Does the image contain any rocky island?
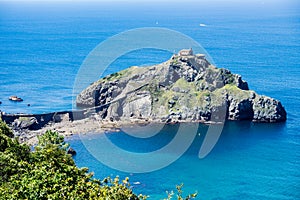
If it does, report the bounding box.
[77,49,287,123]
[0,49,287,145]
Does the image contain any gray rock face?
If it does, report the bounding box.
[122,91,152,118]
[12,117,38,130]
[76,53,286,123]
[253,96,286,122]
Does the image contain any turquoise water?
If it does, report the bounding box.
[1,1,300,199]
[69,122,299,199]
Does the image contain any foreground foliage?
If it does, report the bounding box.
[0,120,197,199]
[0,121,144,199]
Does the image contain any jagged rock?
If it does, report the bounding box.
[228,99,253,120]
[76,51,286,123]
[252,96,286,122]
[12,117,38,130]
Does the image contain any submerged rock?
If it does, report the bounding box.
[67,147,76,156]
[76,51,286,123]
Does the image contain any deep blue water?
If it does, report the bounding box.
[0,1,299,199]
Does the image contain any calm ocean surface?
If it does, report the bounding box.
[0,1,299,199]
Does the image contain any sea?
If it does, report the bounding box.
[0,1,299,199]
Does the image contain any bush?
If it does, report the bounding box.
[0,123,144,199]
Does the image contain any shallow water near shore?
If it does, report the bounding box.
[1,1,300,199]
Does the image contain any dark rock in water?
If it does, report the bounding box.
[76,50,287,123]
[67,147,76,156]
[0,101,2,105]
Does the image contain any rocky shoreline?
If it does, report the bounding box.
[0,111,218,146]
[1,108,286,146]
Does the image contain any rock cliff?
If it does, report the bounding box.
[76,52,286,123]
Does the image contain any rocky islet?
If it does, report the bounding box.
[77,50,286,123]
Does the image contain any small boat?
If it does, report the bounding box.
[199,23,207,27]
[9,96,23,102]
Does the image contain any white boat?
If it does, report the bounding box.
[9,96,23,102]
